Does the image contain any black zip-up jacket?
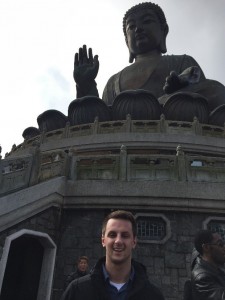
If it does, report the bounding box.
[191,257,225,300]
[65,269,88,288]
[61,257,164,300]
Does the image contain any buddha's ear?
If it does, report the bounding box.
[129,51,135,63]
[160,24,169,54]
[125,38,135,63]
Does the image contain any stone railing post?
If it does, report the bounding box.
[40,127,46,144]
[159,114,167,133]
[93,117,99,135]
[126,114,131,132]
[63,121,70,138]
[120,145,127,181]
[0,152,2,187]
[69,149,77,180]
[192,117,202,135]
[176,145,187,181]
[29,145,41,186]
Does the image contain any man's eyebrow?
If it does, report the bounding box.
[107,230,130,234]
[122,232,131,235]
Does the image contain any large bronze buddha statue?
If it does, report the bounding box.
[72,2,225,125]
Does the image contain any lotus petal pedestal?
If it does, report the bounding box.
[112,90,162,121]
[37,110,68,132]
[68,96,111,126]
[209,104,225,127]
[163,92,209,123]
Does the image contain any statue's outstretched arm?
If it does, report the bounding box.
[73,45,99,98]
[164,66,201,94]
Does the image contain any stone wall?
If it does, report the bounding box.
[0,207,61,262]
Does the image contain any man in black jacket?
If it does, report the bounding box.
[61,210,164,300]
[191,229,225,300]
[65,256,89,288]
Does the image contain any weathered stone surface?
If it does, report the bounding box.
[165,252,185,268]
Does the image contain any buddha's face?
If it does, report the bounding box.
[125,8,165,56]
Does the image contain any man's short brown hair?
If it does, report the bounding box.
[102,210,137,237]
[77,256,89,264]
[194,230,214,255]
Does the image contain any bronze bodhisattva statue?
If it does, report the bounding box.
[72,2,225,125]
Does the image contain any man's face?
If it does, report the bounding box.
[125,8,163,56]
[208,233,225,266]
[102,218,137,266]
[77,259,88,272]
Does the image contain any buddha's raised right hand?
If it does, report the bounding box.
[73,45,99,98]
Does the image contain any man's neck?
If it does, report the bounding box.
[105,260,132,283]
[202,255,220,269]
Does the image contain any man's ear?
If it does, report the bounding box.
[133,236,137,249]
[102,235,105,247]
[202,243,211,254]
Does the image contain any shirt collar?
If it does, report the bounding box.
[102,263,135,282]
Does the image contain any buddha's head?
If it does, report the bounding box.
[123,2,169,62]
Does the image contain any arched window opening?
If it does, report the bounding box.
[0,229,56,300]
[0,236,44,300]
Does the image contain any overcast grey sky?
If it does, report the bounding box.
[0,0,225,156]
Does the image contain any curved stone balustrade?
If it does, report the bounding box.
[6,114,225,157]
[2,143,225,196]
[1,106,225,198]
